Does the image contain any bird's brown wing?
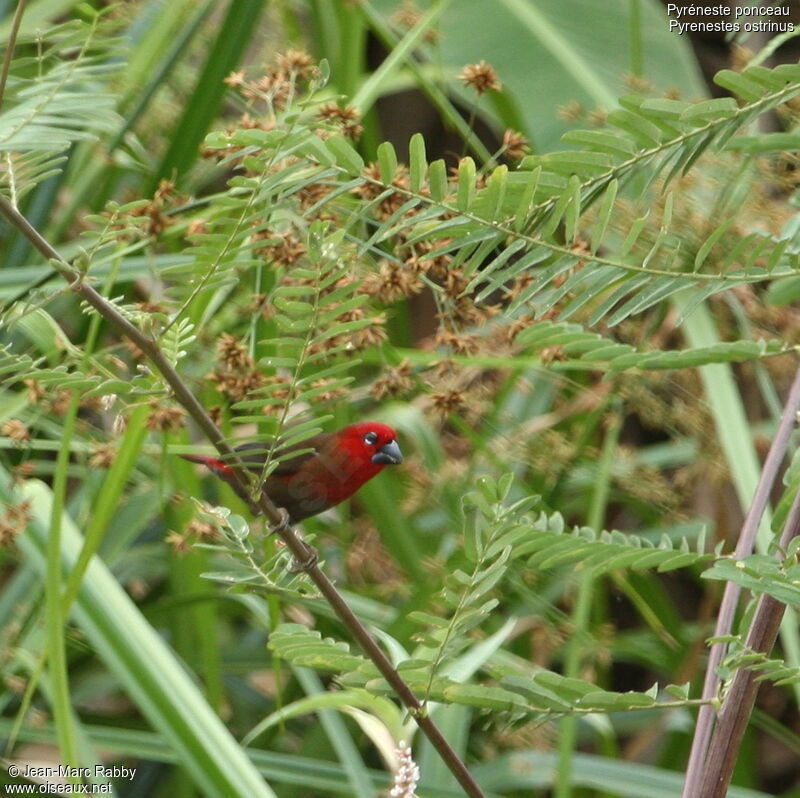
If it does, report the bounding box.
[235,434,334,521]
[233,433,331,476]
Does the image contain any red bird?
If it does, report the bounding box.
[182,421,403,522]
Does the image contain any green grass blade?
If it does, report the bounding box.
[62,403,150,609]
[12,476,277,798]
[351,0,451,114]
[153,0,265,187]
[46,391,81,774]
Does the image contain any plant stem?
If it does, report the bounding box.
[0,194,488,798]
[698,488,800,797]
[0,0,26,114]
[682,364,800,797]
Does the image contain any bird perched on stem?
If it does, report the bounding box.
[182,421,403,522]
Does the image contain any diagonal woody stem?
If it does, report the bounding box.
[0,194,487,798]
[682,365,800,797]
[698,488,800,797]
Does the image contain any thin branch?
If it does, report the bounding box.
[0,193,488,798]
[682,365,800,797]
[0,0,27,116]
[698,488,800,798]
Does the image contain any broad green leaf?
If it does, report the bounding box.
[409,132,427,193]
[325,135,365,175]
[429,158,449,202]
[726,133,800,153]
[456,157,477,211]
[713,69,768,102]
[376,140,398,183]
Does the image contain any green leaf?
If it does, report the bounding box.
[268,624,368,672]
[606,109,662,148]
[638,98,691,119]
[679,96,739,123]
[513,165,540,231]
[515,513,710,575]
[298,136,337,166]
[563,174,582,245]
[242,687,400,746]
[713,69,768,102]
[726,133,800,153]
[703,557,800,607]
[429,158,449,202]
[456,157,477,211]
[576,690,656,710]
[440,682,529,712]
[532,151,616,177]
[325,135,365,175]
[561,129,637,158]
[590,179,618,254]
[376,141,398,183]
[409,132,427,193]
[540,178,574,237]
[476,165,508,222]
[766,276,800,306]
[620,211,650,256]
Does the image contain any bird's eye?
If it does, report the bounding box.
[364,431,379,445]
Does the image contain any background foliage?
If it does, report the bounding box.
[2,1,800,796]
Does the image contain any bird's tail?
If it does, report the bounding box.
[180,453,232,476]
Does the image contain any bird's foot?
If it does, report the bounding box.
[267,509,319,573]
[289,545,319,574]
[268,507,292,536]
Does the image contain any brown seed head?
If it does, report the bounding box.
[255,229,307,266]
[351,318,388,350]
[309,379,348,403]
[1,419,30,444]
[89,441,117,468]
[276,49,316,80]
[166,530,192,555]
[435,329,481,355]
[186,519,219,542]
[217,333,254,371]
[317,103,363,140]
[430,389,466,416]
[361,260,424,303]
[242,67,294,110]
[458,61,501,95]
[392,0,442,42]
[24,380,45,404]
[0,500,31,547]
[224,70,246,87]
[370,360,414,400]
[557,101,585,123]
[147,400,187,433]
[502,129,530,161]
[210,368,266,403]
[589,107,608,126]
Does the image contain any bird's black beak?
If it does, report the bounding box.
[371,439,403,465]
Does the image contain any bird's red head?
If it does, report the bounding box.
[333,422,403,471]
